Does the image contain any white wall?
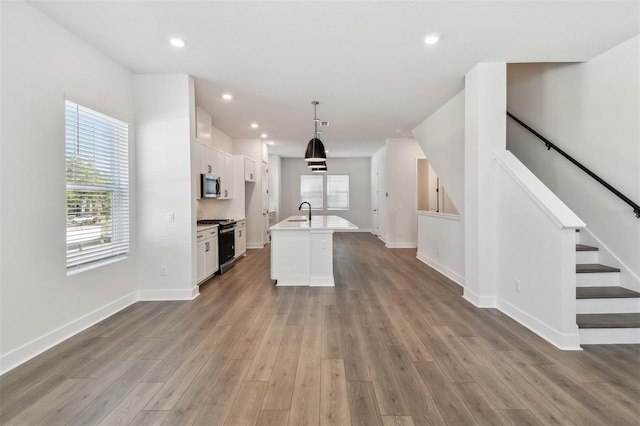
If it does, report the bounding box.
[135,74,197,300]
[464,63,506,307]
[280,158,371,230]
[417,212,465,286]
[494,151,583,349]
[234,139,267,248]
[0,1,137,372]
[507,35,640,287]
[412,90,465,213]
[412,90,466,284]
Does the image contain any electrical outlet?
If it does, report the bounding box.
[167,212,175,222]
[321,240,327,249]
[436,246,441,254]
[160,266,167,276]
[515,279,521,293]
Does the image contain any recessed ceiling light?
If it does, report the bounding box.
[222,93,233,100]
[266,141,275,145]
[424,34,441,45]
[251,123,259,128]
[169,37,186,48]
[260,133,268,138]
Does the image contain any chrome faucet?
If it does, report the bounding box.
[298,201,312,222]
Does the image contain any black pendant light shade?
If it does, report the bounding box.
[304,138,326,162]
[304,101,328,162]
[307,160,326,168]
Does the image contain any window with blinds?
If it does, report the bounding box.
[327,175,350,210]
[300,175,323,210]
[65,100,129,270]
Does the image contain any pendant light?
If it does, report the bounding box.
[304,101,327,162]
[310,160,327,173]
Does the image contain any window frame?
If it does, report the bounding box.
[65,100,130,271]
[300,174,324,210]
[326,174,350,210]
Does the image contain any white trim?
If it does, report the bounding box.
[462,288,497,308]
[417,210,460,221]
[247,242,266,249]
[334,228,371,233]
[137,286,200,301]
[0,291,137,375]
[385,242,417,249]
[497,298,582,350]
[494,150,585,230]
[416,252,465,286]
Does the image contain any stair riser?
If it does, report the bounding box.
[577,272,620,287]
[576,251,598,264]
[576,298,640,314]
[579,328,640,345]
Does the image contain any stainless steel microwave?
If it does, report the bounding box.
[200,174,221,199]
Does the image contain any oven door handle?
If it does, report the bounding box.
[220,227,235,234]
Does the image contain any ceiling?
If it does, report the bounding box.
[29,1,639,158]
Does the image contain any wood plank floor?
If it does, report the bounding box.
[1,233,639,425]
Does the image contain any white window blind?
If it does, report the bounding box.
[65,100,129,269]
[327,175,349,210]
[300,175,323,210]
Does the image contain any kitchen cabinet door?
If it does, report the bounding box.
[197,239,207,283]
[244,157,256,182]
[205,236,219,276]
[200,145,216,175]
[234,226,246,258]
[221,152,233,199]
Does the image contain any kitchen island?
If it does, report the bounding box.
[270,215,358,286]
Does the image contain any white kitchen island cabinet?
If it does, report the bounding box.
[270,215,357,286]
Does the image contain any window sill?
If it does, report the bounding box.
[67,255,128,276]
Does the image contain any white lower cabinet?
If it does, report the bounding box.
[235,219,246,258]
[197,226,219,284]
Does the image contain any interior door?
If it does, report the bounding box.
[372,168,379,235]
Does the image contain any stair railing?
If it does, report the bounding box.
[507,112,640,219]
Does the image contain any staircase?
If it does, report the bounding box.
[575,233,640,345]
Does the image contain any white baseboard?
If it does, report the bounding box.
[0,291,138,375]
[137,286,199,301]
[462,288,497,308]
[334,228,371,233]
[385,242,417,249]
[497,298,581,350]
[247,242,266,249]
[416,252,465,287]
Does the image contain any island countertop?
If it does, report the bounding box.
[270,215,358,231]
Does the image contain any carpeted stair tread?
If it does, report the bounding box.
[576,263,620,273]
[577,313,640,329]
[576,286,640,299]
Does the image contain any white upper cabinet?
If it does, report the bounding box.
[195,107,212,144]
[244,157,256,182]
[220,151,233,199]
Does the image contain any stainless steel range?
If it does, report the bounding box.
[197,219,236,274]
